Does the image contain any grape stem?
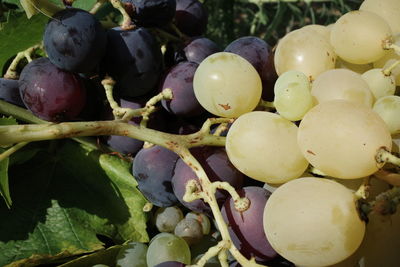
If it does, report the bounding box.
[109,0,134,30]
[258,99,275,110]
[210,181,250,212]
[212,123,229,136]
[354,177,370,200]
[3,44,42,80]
[360,185,400,216]
[0,142,29,163]
[375,147,400,166]
[188,240,230,267]
[140,88,173,127]
[90,0,107,14]
[382,60,400,76]
[307,166,327,176]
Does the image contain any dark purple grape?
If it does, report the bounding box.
[221,186,277,261]
[132,145,180,207]
[160,62,205,117]
[19,57,86,122]
[183,37,220,64]
[172,147,244,213]
[105,27,163,97]
[0,78,25,107]
[153,262,186,267]
[123,0,176,27]
[224,36,277,101]
[175,0,208,37]
[43,8,107,73]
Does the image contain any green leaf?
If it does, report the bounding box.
[0,141,148,266]
[73,0,97,11]
[58,245,123,267]
[0,11,48,74]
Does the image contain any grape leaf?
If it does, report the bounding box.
[0,140,148,266]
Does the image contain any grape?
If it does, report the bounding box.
[132,145,180,207]
[301,24,331,41]
[172,147,244,213]
[185,212,211,235]
[373,48,400,86]
[221,186,277,261]
[160,61,205,117]
[0,78,25,107]
[372,95,400,134]
[146,233,191,267]
[126,0,176,27]
[105,27,163,97]
[361,68,396,100]
[330,10,392,64]
[153,262,186,267]
[115,241,148,267]
[19,57,87,122]
[224,36,274,98]
[273,70,314,121]
[193,52,262,118]
[274,27,336,81]
[225,111,309,184]
[298,100,392,179]
[154,206,184,233]
[174,218,203,245]
[359,0,400,35]
[43,8,107,73]
[335,57,373,74]
[175,0,208,36]
[311,69,373,107]
[263,177,366,267]
[183,37,220,64]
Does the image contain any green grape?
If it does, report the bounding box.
[116,242,148,267]
[362,68,396,100]
[298,100,392,179]
[330,10,392,64]
[301,24,331,41]
[226,111,308,184]
[360,0,400,35]
[174,218,203,245]
[147,233,191,267]
[185,212,211,235]
[373,95,400,134]
[154,206,184,233]
[263,177,366,267]
[273,70,314,121]
[193,52,262,118]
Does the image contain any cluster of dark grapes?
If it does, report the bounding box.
[0,0,287,266]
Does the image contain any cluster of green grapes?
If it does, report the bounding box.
[193,0,400,266]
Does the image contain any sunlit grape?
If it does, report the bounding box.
[360,0,400,35]
[361,68,396,100]
[373,95,400,134]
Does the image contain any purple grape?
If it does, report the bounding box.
[221,186,277,261]
[132,145,180,207]
[160,62,205,117]
[224,36,277,101]
[43,8,107,73]
[175,0,208,36]
[183,37,220,64]
[153,262,186,267]
[123,0,176,27]
[0,78,25,107]
[172,147,244,213]
[19,57,86,122]
[105,27,163,97]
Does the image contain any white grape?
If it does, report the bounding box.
[311,69,373,107]
[193,52,262,118]
[226,111,308,184]
[359,0,400,35]
[361,68,396,100]
[274,70,314,121]
[335,57,373,74]
[373,95,400,134]
[373,50,400,86]
[263,177,366,267]
[298,100,392,179]
[301,24,331,41]
[274,27,336,81]
[330,10,392,64]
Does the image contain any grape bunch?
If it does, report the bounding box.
[1,0,400,267]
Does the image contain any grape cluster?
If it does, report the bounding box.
[1,0,400,266]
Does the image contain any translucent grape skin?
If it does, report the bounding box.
[104,27,163,97]
[298,100,392,179]
[263,177,366,267]
[359,0,400,35]
[193,52,262,118]
[274,27,336,81]
[225,111,309,184]
[154,206,184,233]
[221,186,277,261]
[330,10,392,64]
[361,68,396,100]
[160,61,205,117]
[43,8,107,73]
[0,78,25,107]
[146,233,191,267]
[373,95,400,134]
[175,0,208,37]
[183,37,221,64]
[132,145,180,207]
[153,262,186,267]
[19,57,87,122]
[172,147,244,213]
[122,0,176,27]
[115,241,148,267]
[174,218,203,245]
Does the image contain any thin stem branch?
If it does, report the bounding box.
[211,181,250,212]
[189,240,230,267]
[109,0,134,30]
[0,142,29,162]
[375,147,400,166]
[382,60,400,76]
[90,0,107,14]
[4,44,41,80]
[140,88,173,126]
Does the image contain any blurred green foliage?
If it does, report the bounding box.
[204,0,364,47]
